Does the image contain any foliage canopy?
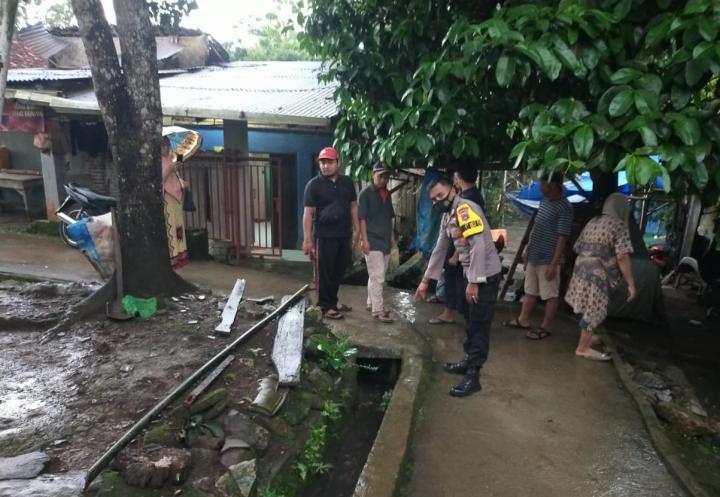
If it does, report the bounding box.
[302,0,720,201]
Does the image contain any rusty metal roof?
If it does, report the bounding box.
[9,38,46,69]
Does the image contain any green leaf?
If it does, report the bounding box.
[437,88,449,104]
[510,141,527,159]
[400,88,414,105]
[409,109,420,127]
[580,47,599,71]
[610,68,643,84]
[536,45,563,80]
[659,164,671,192]
[495,53,516,87]
[538,125,566,139]
[671,85,691,109]
[531,111,551,139]
[416,133,432,156]
[698,17,719,42]
[684,0,710,15]
[613,0,632,20]
[634,90,660,116]
[693,41,714,59]
[635,74,662,94]
[552,37,585,77]
[609,89,635,117]
[637,157,657,185]
[667,113,701,146]
[639,126,658,147]
[685,58,709,87]
[693,163,709,188]
[452,138,465,158]
[573,125,594,159]
[645,16,672,48]
[589,114,616,139]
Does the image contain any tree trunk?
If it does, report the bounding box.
[71,0,190,296]
[0,0,20,119]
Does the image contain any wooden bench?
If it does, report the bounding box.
[0,169,44,220]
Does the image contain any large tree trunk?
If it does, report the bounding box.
[71,0,190,296]
[0,0,20,118]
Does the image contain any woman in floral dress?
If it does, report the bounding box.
[565,193,637,361]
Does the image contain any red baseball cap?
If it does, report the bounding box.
[318,147,338,160]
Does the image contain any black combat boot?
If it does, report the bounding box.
[443,360,468,375]
[449,368,481,397]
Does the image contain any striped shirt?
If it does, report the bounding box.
[527,198,573,265]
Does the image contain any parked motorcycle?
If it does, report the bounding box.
[57,183,116,248]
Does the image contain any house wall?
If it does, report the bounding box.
[191,126,333,247]
[0,131,41,171]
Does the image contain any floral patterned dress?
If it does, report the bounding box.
[565,215,633,329]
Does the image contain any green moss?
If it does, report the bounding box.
[25,220,60,237]
[143,422,177,446]
[91,471,160,497]
[189,388,227,415]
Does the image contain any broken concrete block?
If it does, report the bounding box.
[0,452,49,480]
[220,439,255,468]
[218,411,270,454]
[654,401,720,441]
[114,448,191,488]
[227,460,256,497]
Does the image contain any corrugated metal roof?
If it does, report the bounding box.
[7,68,188,82]
[7,62,338,126]
[7,68,91,82]
[17,24,67,59]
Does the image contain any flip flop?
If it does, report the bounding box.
[575,350,612,362]
[323,309,344,320]
[337,303,352,312]
[503,318,530,330]
[428,317,455,325]
[526,327,552,340]
[373,311,394,323]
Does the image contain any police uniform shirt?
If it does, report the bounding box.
[424,196,501,283]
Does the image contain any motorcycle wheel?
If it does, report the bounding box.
[58,205,87,249]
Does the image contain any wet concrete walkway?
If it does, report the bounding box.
[0,232,686,496]
[404,300,685,497]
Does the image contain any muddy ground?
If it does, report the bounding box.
[0,277,277,475]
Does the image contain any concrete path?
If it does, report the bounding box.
[0,231,686,496]
[0,231,311,295]
[404,300,685,497]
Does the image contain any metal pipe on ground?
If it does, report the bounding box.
[84,284,309,489]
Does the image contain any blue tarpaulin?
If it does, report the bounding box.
[411,168,443,257]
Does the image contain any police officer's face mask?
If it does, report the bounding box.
[438,190,453,212]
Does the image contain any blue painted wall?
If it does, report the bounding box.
[190,127,332,246]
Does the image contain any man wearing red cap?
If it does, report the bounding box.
[303,147,360,319]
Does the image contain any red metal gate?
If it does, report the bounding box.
[181,152,282,258]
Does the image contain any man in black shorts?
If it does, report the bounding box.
[302,147,360,319]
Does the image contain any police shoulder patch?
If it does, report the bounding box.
[456,202,484,238]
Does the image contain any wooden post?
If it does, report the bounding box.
[499,211,536,301]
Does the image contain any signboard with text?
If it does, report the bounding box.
[0,101,44,133]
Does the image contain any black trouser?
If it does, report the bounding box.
[315,237,351,312]
[462,274,501,370]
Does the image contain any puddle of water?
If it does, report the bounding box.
[390,291,416,324]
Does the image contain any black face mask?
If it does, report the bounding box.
[437,190,453,212]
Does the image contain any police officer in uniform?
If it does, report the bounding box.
[415,176,502,397]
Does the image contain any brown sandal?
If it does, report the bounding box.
[373,311,394,323]
[323,309,344,320]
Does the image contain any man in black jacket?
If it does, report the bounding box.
[302,147,360,319]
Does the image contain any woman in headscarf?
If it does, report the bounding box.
[565,193,636,360]
[161,136,189,270]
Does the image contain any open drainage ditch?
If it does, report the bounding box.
[302,357,401,497]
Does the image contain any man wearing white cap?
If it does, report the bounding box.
[303,147,360,320]
[358,161,395,323]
